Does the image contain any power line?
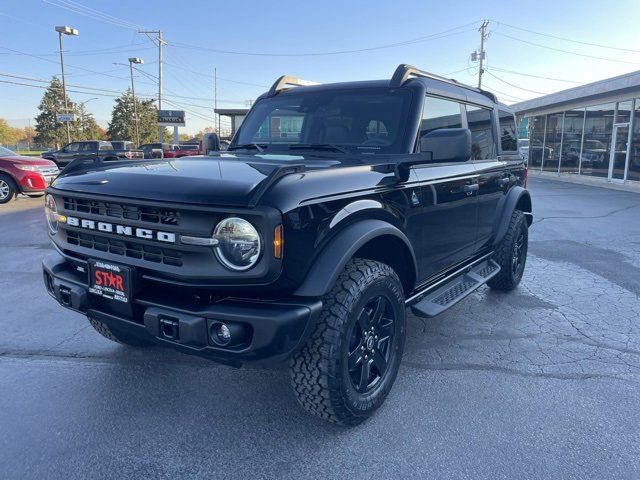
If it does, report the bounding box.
[168,23,481,57]
[490,31,640,65]
[480,83,527,102]
[484,65,582,84]
[163,60,268,88]
[0,41,154,57]
[484,70,551,95]
[42,0,147,31]
[492,20,640,54]
[0,73,248,105]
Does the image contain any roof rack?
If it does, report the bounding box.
[267,75,321,96]
[390,64,497,102]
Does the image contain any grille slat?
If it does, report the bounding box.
[67,230,183,266]
[63,197,180,226]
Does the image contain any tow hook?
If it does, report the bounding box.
[159,317,180,340]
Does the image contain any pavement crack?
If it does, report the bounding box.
[402,360,640,384]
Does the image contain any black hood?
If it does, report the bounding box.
[51,154,338,207]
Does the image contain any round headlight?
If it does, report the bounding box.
[45,194,58,234]
[213,217,261,271]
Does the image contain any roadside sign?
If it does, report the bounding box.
[56,113,75,122]
[157,110,186,126]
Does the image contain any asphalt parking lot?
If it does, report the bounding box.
[1,177,639,480]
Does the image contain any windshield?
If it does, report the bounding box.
[233,88,413,155]
[0,146,18,156]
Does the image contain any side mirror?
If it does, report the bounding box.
[420,128,471,163]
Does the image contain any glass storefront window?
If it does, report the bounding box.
[615,100,632,124]
[560,108,585,174]
[629,99,640,182]
[529,115,545,168]
[581,103,615,178]
[543,113,563,172]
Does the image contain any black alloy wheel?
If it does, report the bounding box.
[347,295,396,393]
[290,258,406,425]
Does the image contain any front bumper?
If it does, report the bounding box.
[42,253,322,366]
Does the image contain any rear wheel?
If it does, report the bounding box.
[89,318,155,347]
[488,210,528,291]
[290,258,406,425]
[0,174,16,204]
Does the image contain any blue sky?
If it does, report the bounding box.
[2,0,640,134]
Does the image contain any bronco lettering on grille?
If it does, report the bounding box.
[66,216,176,243]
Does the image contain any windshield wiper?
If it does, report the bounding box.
[228,143,266,152]
[288,143,348,154]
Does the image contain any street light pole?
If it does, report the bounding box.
[128,58,144,146]
[55,26,79,144]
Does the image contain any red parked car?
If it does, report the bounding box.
[0,146,59,204]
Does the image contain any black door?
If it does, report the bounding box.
[57,142,80,166]
[471,106,510,250]
[412,96,479,282]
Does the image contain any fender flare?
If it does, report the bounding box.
[492,186,532,247]
[294,219,417,297]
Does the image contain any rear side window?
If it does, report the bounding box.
[498,109,518,151]
[465,105,497,160]
[420,96,463,137]
[98,141,113,151]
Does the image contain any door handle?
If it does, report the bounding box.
[463,184,479,194]
[497,177,510,187]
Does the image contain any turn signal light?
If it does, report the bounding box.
[273,224,283,259]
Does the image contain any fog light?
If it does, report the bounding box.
[217,323,231,343]
[209,321,248,347]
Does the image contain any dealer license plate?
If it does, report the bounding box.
[88,260,132,304]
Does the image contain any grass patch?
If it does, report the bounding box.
[16,150,45,157]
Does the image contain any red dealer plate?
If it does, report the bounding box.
[88,260,132,304]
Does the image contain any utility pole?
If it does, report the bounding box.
[139,30,164,142]
[477,20,489,89]
[128,58,144,146]
[55,26,79,144]
[214,67,218,136]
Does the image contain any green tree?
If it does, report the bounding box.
[75,104,103,140]
[107,89,169,144]
[34,77,75,149]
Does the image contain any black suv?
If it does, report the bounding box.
[42,65,532,425]
[42,141,119,168]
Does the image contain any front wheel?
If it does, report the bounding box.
[0,174,17,204]
[290,259,406,425]
[488,210,528,291]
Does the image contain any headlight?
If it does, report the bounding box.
[213,217,261,271]
[45,194,59,234]
[15,164,38,171]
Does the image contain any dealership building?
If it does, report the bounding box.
[514,70,640,184]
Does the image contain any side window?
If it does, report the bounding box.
[465,105,497,160]
[498,109,518,152]
[81,142,96,152]
[420,97,463,142]
[65,142,80,152]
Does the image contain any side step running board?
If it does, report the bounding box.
[410,259,501,318]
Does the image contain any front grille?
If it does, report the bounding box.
[36,165,60,176]
[66,230,183,266]
[63,197,180,226]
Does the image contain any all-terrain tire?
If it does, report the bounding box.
[290,258,406,426]
[0,173,17,204]
[89,318,155,347]
[488,209,528,291]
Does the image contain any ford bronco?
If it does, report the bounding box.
[43,64,532,425]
